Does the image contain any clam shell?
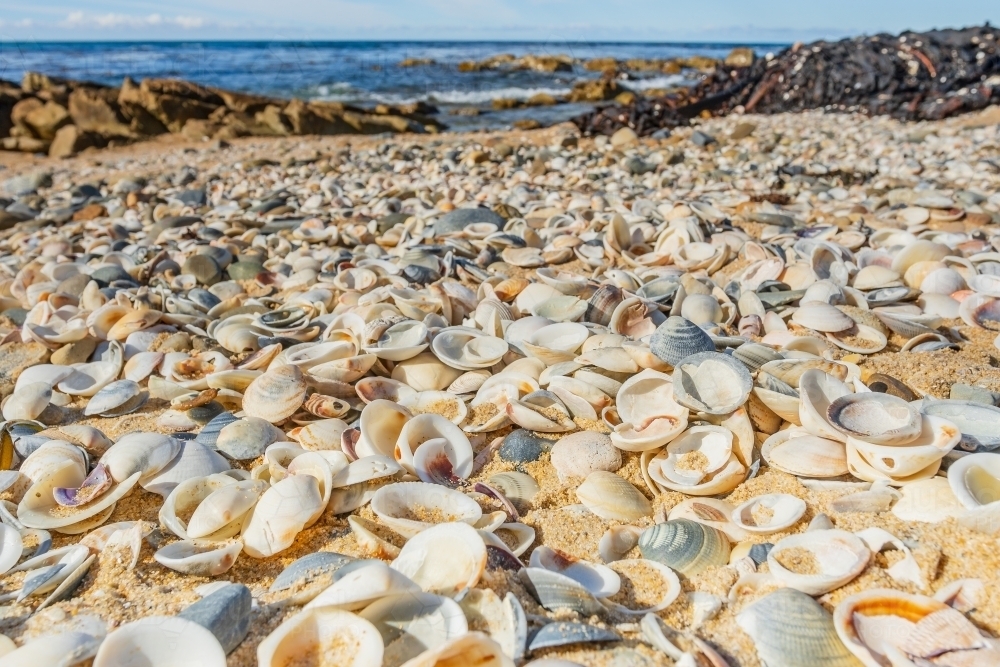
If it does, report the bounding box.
[304,560,419,610]
[760,358,848,387]
[84,380,146,417]
[242,364,307,423]
[611,369,688,452]
[153,538,242,576]
[672,351,752,415]
[638,519,730,576]
[357,399,412,459]
[733,342,783,372]
[18,463,140,531]
[432,326,509,370]
[575,471,652,522]
[391,352,464,392]
[269,551,356,603]
[761,428,849,477]
[370,481,482,538]
[891,476,965,523]
[400,632,513,667]
[1,382,51,421]
[528,546,620,598]
[667,498,747,541]
[396,413,474,481]
[648,316,715,367]
[94,616,226,667]
[792,302,855,332]
[947,452,1000,508]
[0,524,23,576]
[827,392,921,445]
[737,588,860,667]
[0,631,102,667]
[101,433,182,483]
[360,591,468,665]
[518,567,605,615]
[923,400,1000,452]
[521,322,590,365]
[732,494,806,534]
[768,529,870,595]
[364,320,430,361]
[527,622,620,652]
[644,425,745,496]
[798,369,852,442]
[241,474,324,558]
[257,608,384,667]
[846,415,959,480]
[390,521,486,596]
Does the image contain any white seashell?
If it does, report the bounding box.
[360,591,468,666]
[846,414,959,480]
[139,440,229,498]
[792,302,855,332]
[19,440,87,485]
[391,521,487,596]
[14,364,75,393]
[257,608,384,667]
[798,369,851,442]
[242,364,308,423]
[241,474,324,558]
[529,546,620,598]
[94,616,226,667]
[398,632,513,667]
[306,560,419,610]
[947,452,1000,509]
[667,498,748,542]
[767,529,870,595]
[396,413,474,482]
[827,391,922,445]
[645,425,745,496]
[349,515,401,559]
[575,471,652,522]
[494,522,535,557]
[370,482,482,538]
[18,462,140,531]
[603,559,681,615]
[188,479,269,539]
[731,494,806,534]
[761,428,849,478]
[598,525,643,563]
[0,524,23,576]
[521,322,590,365]
[432,326,509,370]
[398,390,468,426]
[123,351,164,382]
[891,476,964,523]
[1,382,51,421]
[610,369,689,451]
[101,433,182,483]
[672,352,752,415]
[153,538,242,576]
[363,320,430,361]
[356,399,412,459]
[0,631,102,667]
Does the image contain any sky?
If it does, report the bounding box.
[1,0,999,42]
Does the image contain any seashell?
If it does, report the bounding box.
[370,481,482,538]
[923,400,1000,452]
[760,358,848,387]
[432,326,509,370]
[101,432,182,483]
[648,316,715,367]
[752,385,802,424]
[293,418,350,452]
[0,523,23,576]
[667,498,747,542]
[767,529,870,595]
[390,521,486,596]
[846,414,959,480]
[610,369,688,451]
[153,538,243,576]
[792,302,855,332]
[206,369,261,393]
[396,413,474,481]
[349,515,401,559]
[733,342,783,372]
[256,608,384,667]
[827,392,921,445]
[398,390,468,427]
[761,428,849,477]
[216,416,284,460]
[363,320,429,361]
[242,364,308,423]
[400,632,513,667]
[446,370,491,395]
[891,476,964,523]
[644,425,745,496]
[609,297,661,338]
[360,591,469,665]
[672,351,752,415]
[947,452,1000,508]
[84,379,147,417]
[14,364,75,393]
[527,622,620,652]
[575,471,652,522]
[584,285,625,326]
[798,369,852,442]
[598,525,643,563]
[505,391,574,433]
[488,472,540,512]
[1,382,51,421]
[679,293,723,325]
[356,377,419,404]
[933,578,985,613]
[241,474,324,558]
[602,559,681,615]
[188,479,269,539]
[732,494,806,534]
[518,567,605,616]
[53,463,112,507]
[831,588,995,667]
[531,295,588,322]
[528,546,620,598]
[302,393,351,419]
[269,551,356,603]
[93,616,226,667]
[0,631,102,666]
[738,588,860,667]
[493,522,535,557]
[18,462,140,531]
[638,519,730,577]
[305,560,419,610]
[520,322,589,365]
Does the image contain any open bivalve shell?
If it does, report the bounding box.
[360,591,468,666]
[390,521,487,596]
[846,414,960,481]
[827,391,922,445]
[947,452,1000,509]
[94,616,226,667]
[610,369,689,452]
[432,326,509,370]
[370,482,482,538]
[732,494,806,534]
[672,352,752,415]
[761,428,849,478]
[153,538,242,576]
[257,608,384,667]
[833,588,1000,667]
[767,529,871,595]
[395,414,474,484]
[528,546,621,598]
[644,425,745,496]
[305,560,420,610]
[399,632,514,667]
[241,474,325,558]
[798,369,852,442]
[18,463,140,532]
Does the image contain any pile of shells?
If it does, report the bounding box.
[0,106,998,666]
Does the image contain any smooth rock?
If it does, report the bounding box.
[177,583,251,654]
[550,431,621,482]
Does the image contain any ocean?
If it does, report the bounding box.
[0,41,787,130]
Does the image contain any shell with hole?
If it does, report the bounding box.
[370,481,482,538]
[731,494,806,535]
[767,529,871,595]
[257,608,384,667]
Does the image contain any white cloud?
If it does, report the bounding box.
[58,11,206,30]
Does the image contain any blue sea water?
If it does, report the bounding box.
[0,41,787,130]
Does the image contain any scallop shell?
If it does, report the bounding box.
[94,616,226,667]
[767,529,870,595]
[390,521,487,596]
[737,588,860,667]
[575,471,652,522]
[242,364,307,424]
[638,519,730,577]
[672,352,752,415]
[648,316,715,367]
[257,608,384,667]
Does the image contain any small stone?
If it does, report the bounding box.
[227,261,265,281]
[730,122,757,140]
[182,254,221,285]
[950,383,1000,406]
[499,429,554,463]
[91,265,133,286]
[550,431,622,482]
[623,156,654,175]
[52,338,97,366]
[177,583,251,654]
[57,273,93,297]
[610,127,638,149]
[1,308,30,327]
[434,207,505,235]
[71,203,107,221]
[691,130,717,147]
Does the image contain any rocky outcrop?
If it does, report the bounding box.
[1,71,447,157]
